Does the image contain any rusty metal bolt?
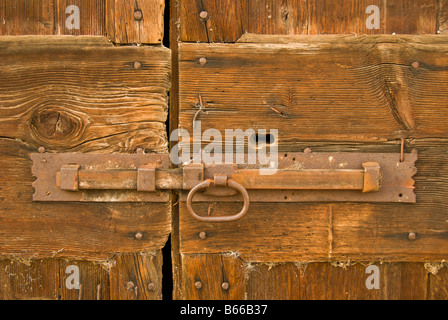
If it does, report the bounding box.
[194,281,202,290]
[147,282,155,291]
[199,231,207,240]
[221,282,230,290]
[408,232,417,240]
[126,281,135,290]
[134,10,143,21]
[198,57,207,66]
[134,61,142,70]
[412,61,420,70]
[199,11,209,20]
[38,146,46,153]
[135,232,143,240]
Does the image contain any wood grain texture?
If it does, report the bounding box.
[0,251,163,300]
[385,0,437,34]
[179,254,246,300]
[0,36,171,259]
[179,139,448,262]
[179,35,448,145]
[109,251,164,300]
[0,0,164,43]
[440,0,448,33]
[178,0,438,42]
[246,262,429,300]
[179,255,448,300]
[106,0,165,44]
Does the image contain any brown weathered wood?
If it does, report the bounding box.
[428,263,448,299]
[174,0,446,301]
[0,36,171,259]
[178,0,438,42]
[109,251,164,300]
[180,35,448,144]
[385,0,437,34]
[180,254,246,300]
[179,139,448,262]
[0,0,164,43]
[440,0,448,33]
[307,0,385,35]
[0,252,163,300]
[106,0,165,44]
[178,256,439,300]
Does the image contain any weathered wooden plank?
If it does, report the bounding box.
[179,254,246,300]
[428,263,448,299]
[106,0,165,44]
[179,36,448,145]
[178,257,435,300]
[109,251,164,300]
[385,0,437,34]
[0,0,163,43]
[246,0,308,36]
[440,0,448,33]
[178,0,438,42]
[0,258,60,300]
[179,139,448,262]
[0,36,171,259]
[0,253,164,300]
[307,0,385,35]
[179,202,330,261]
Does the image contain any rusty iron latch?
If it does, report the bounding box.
[31,150,418,222]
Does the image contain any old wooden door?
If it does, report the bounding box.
[2,0,448,301]
[0,0,171,300]
[171,0,448,300]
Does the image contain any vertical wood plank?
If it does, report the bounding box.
[109,251,164,300]
[106,0,164,44]
[440,0,448,33]
[385,0,437,34]
[0,259,60,300]
[58,260,110,300]
[428,265,448,299]
[246,0,308,35]
[307,0,385,35]
[56,0,105,36]
[180,254,246,300]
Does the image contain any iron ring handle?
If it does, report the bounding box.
[186,179,250,222]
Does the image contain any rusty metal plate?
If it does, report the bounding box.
[181,151,418,203]
[32,153,171,202]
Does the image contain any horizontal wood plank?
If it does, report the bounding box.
[179,35,448,146]
[179,139,448,262]
[0,36,171,259]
